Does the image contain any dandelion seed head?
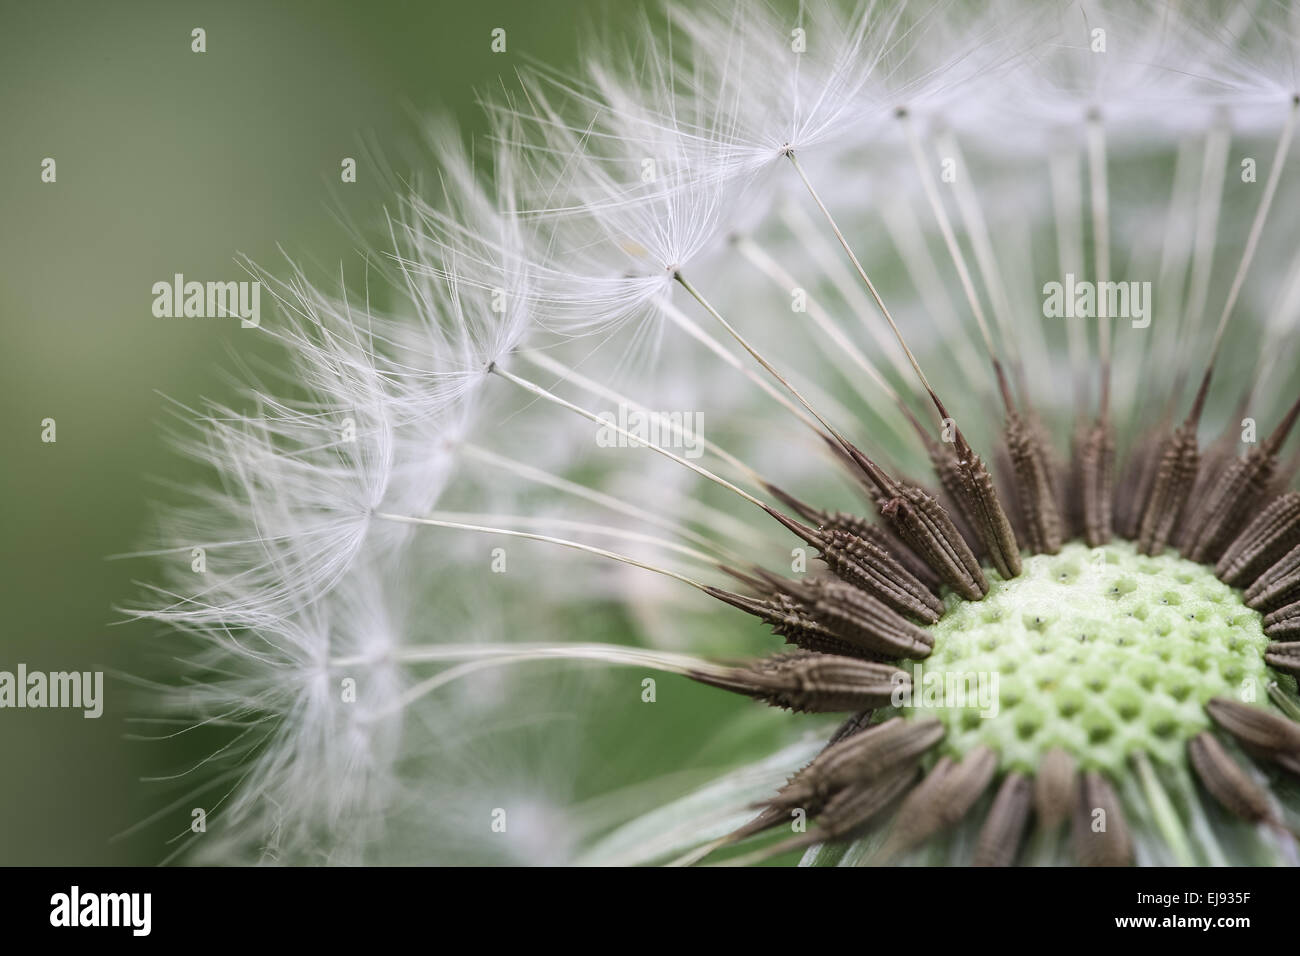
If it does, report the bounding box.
[135,0,1300,869]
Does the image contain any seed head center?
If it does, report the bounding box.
[900,540,1275,775]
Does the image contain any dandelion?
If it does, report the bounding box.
[135,0,1300,867]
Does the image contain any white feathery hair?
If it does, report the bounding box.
[131,126,547,859]
[131,0,1300,866]
[495,58,746,336]
[1176,0,1300,126]
[377,121,544,409]
[168,562,407,865]
[666,0,1020,174]
[133,281,397,630]
[671,0,910,174]
[992,1,1223,139]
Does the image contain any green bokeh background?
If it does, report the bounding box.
[0,0,652,865]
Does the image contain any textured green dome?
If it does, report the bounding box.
[898,540,1281,776]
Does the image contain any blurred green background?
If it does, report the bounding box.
[0,0,643,865]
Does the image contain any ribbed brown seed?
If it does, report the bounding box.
[768,717,943,812]
[712,572,930,659]
[1217,492,1300,587]
[1244,543,1300,611]
[1189,394,1300,560]
[759,486,941,590]
[1188,732,1275,824]
[973,772,1033,867]
[1034,747,1077,834]
[1137,372,1212,548]
[754,494,946,613]
[832,435,988,568]
[1071,771,1132,866]
[703,588,882,660]
[688,652,908,713]
[803,504,944,595]
[767,602,898,660]
[940,744,999,814]
[754,517,944,623]
[872,756,952,858]
[1192,396,1300,561]
[1030,411,1060,468]
[876,745,999,860]
[792,577,935,659]
[965,451,1024,577]
[1264,601,1300,638]
[879,483,988,600]
[1205,697,1300,763]
[725,710,881,844]
[929,441,1022,579]
[1188,452,1281,563]
[939,489,987,560]
[1004,414,1064,555]
[1078,419,1115,547]
[850,522,944,594]
[919,450,987,560]
[1264,642,1300,678]
[813,765,921,841]
[928,445,980,537]
[1176,428,1239,550]
[818,530,943,622]
[768,622,876,659]
[1136,424,1199,556]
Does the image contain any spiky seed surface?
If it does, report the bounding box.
[1004,415,1063,556]
[819,529,944,622]
[1188,450,1280,563]
[957,453,1023,579]
[689,652,907,713]
[1264,601,1300,638]
[1217,492,1300,587]
[1264,642,1300,676]
[1136,425,1199,556]
[880,484,988,601]
[799,578,936,659]
[814,765,921,841]
[1246,543,1300,611]
[770,716,943,812]
[842,521,944,593]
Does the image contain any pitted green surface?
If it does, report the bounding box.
[902,540,1276,775]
